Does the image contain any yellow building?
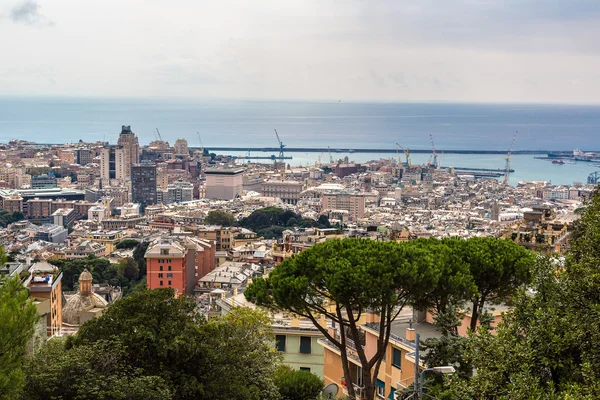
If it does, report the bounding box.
[218,293,326,378]
[86,230,126,254]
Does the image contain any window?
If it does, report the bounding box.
[275,335,286,352]
[158,273,163,278]
[376,379,385,398]
[168,280,172,286]
[168,266,172,271]
[299,367,311,372]
[159,266,163,271]
[300,336,312,354]
[160,249,169,255]
[167,273,173,278]
[168,259,172,263]
[392,348,401,368]
[159,281,163,286]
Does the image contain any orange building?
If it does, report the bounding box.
[319,311,441,399]
[145,237,216,296]
[25,261,63,337]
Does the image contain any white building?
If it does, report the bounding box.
[88,205,108,222]
[158,181,194,204]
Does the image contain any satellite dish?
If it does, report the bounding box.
[322,383,339,398]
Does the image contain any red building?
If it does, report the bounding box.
[145,237,216,296]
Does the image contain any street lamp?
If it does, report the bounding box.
[419,366,456,399]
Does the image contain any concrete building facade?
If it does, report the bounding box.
[261,180,303,205]
[131,163,157,209]
[321,192,366,221]
[204,167,245,200]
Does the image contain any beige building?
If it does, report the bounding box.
[261,180,303,205]
[100,146,127,183]
[321,192,365,221]
[117,125,140,179]
[204,167,245,200]
[173,138,189,156]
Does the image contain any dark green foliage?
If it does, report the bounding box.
[0,275,39,400]
[115,239,140,249]
[50,289,282,400]
[22,339,173,400]
[0,210,24,227]
[246,238,437,400]
[204,210,235,226]
[456,237,534,331]
[198,307,282,400]
[50,256,114,291]
[238,207,331,239]
[453,188,600,399]
[51,240,149,295]
[275,366,324,400]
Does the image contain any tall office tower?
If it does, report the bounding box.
[131,163,157,209]
[100,146,126,183]
[117,125,140,180]
[173,138,189,157]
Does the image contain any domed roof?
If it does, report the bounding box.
[62,292,108,326]
[79,269,92,281]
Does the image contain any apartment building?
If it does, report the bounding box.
[145,237,216,296]
[261,180,303,205]
[218,293,326,378]
[24,262,63,337]
[321,192,366,221]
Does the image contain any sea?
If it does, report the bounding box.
[1,96,600,186]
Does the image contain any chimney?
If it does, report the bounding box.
[406,328,416,341]
[290,317,300,328]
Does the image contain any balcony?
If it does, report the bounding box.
[340,377,366,399]
[363,322,416,350]
[396,376,415,389]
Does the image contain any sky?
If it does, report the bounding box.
[1,0,600,103]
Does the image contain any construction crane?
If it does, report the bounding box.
[396,143,410,166]
[155,128,163,141]
[503,131,518,185]
[274,129,285,163]
[196,131,204,155]
[429,134,439,169]
[328,146,334,164]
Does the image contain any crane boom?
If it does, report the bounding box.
[429,134,438,169]
[196,131,204,154]
[274,129,285,163]
[155,128,163,141]
[396,142,410,166]
[503,131,518,185]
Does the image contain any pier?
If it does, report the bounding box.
[192,147,587,155]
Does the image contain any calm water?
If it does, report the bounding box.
[1,97,599,185]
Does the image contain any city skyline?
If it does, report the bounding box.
[1,0,600,103]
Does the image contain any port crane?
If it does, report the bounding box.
[196,131,204,155]
[503,131,518,185]
[274,129,286,163]
[429,134,439,169]
[396,143,411,166]
[328,146,334,164]
[155,128,163,141]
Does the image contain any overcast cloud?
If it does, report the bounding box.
[1,0,600,103]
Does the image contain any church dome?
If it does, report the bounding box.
[62,269,108,326]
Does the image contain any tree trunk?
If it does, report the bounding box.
[363,367,375,400]
[470,298,479,331]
